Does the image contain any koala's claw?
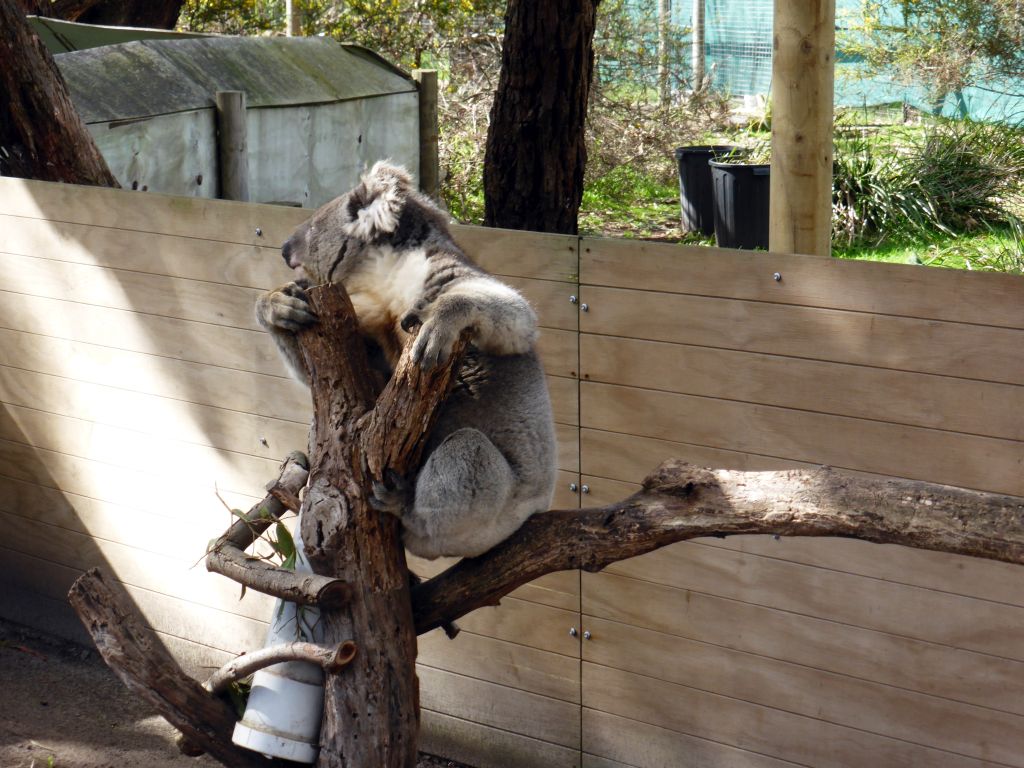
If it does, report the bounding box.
[370,470,411,518]
[400,311,422,333]
[259,281,318,333]
[410,320,457,369]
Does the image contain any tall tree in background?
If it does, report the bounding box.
[483,0,599,234]
[0,0,118,185]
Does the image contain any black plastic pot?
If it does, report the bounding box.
[709,160,771,250]
[674,145,739,235]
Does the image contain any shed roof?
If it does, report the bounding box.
[56,36,416,124]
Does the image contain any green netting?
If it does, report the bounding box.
[619,0,1024,124]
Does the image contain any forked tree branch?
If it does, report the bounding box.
[411,460,1024,634]
[205,452,352,608]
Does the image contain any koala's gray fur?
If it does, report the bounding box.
[256,161,556,559]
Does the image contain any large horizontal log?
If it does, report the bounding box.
[411,460,1024,634]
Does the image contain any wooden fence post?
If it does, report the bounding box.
[215,90,250,202]
[769,0,835,256]
[413,69,439,199]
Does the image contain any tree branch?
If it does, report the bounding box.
[67,568,294,768]
[411,460,1024,634]
[205,452,351,608]
[204,641,358,695]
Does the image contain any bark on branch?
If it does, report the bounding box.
[411,460,1024,634]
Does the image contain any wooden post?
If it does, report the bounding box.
[691,0,705,91]
[285,0,300,36]
[412,69,439,199]
[657,0,672,106]
[769,0,835,256]
[215,90,250,202]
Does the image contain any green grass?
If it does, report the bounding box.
[833,228,1024,272]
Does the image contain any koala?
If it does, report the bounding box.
[256,161,556,559]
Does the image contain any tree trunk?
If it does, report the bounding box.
[0,0,119,185]
[482,0,599,234]
[76,0,184,28]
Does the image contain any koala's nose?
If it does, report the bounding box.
[281,240,293,267]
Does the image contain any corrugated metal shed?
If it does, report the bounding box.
[55,36,419,207]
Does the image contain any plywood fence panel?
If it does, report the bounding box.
[420,709,580,768]
[583,662,1000,768]
[583,709,801,768]
[582,381,1024,495]
[581,236,1024,329]
[579,285,1024,385]
[583,617,1024,763]
[581,334,1024,440]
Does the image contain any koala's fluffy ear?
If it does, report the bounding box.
[343,161,413,241]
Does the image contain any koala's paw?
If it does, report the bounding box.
[369,470,412,519]
[400,300,429,333]
[257,282,318,333]
[410,318,462,369]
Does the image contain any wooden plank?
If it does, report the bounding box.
[443,596,579,658]
[580,236,1024,330]
[0,438,258,530]
[582,571,1024,715]
[453,224,578,282]
[0,326,311,424]
[584,617,1024,763]
[554,469,582,510]
[0,586,235,677]
[419,666,580,748]
[0,251,263,331]
[0,508,275,624]
[0,364,307,464]
[0,545,267,656]
[582,753,638,768]
[0,472,242,562]
[580,335,1024,441]
[504,277,579,332]
[579,286,1024,384]
[420,709,581,768]
[580,429,805,486]
[604,541,1024,660]
[0,291,291,378]
[548,374,579,426]
[0,213,289,289]
[0,177,308,247]
[418,629,580,703]
[583,662,1002,768]
[584,709,799,768]
[538,331,579,379]
[697,535,1024,609]
[0,402,280,498]
[556,422,580,474]
[581,382,1024,496]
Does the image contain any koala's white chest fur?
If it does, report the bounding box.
[345,244,431,354]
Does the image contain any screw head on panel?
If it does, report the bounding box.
[773,272,782,282]
[583,630,592,640]
[569,295,578,304]
[255,227,263,237]
[580,303,589,312]
[569,483,578,492]
[569,627,578,637]
[581,485,590,494]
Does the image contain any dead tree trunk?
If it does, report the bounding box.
[482,0,599,234]
[0,0,118,185]
[68,280,1024,767]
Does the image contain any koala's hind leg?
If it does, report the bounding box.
[403,428,516,559]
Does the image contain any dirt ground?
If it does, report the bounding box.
[0,619,467,768]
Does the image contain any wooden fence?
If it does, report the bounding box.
[0,177,1022,768]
